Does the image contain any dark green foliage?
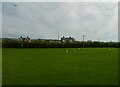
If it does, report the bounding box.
[2,38,120,48]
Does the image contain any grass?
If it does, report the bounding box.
[2,48,118,85]
[0,48,2,86]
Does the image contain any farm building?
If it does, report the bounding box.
[19,36,31,43]
[61,36,75,43]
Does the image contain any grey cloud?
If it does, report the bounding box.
[2,2,118,41]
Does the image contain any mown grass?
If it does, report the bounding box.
[0,48,2,86]
[2,48,118,85]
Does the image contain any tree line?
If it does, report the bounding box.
[2,38,120,48]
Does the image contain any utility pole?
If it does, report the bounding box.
[98,38,100,42]
[83,35,85,48]
[58,33,60,41]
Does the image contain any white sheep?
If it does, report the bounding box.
[65,49,68,53]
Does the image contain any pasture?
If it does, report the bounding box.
[2,48,118,85]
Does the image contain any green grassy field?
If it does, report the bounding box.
[0,48,2,86]
[2,48,118,85]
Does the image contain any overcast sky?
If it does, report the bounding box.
[2,2,118,42]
